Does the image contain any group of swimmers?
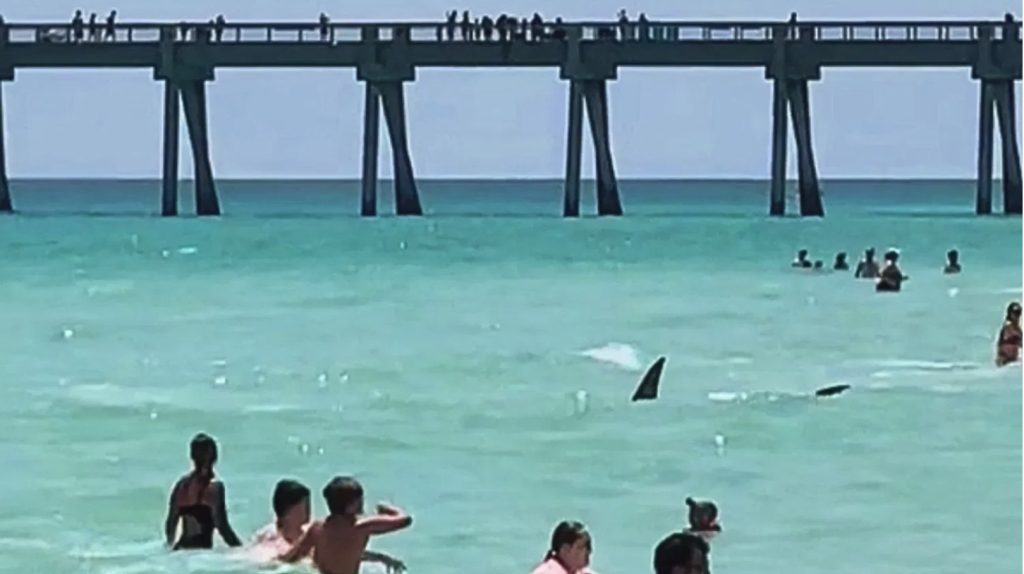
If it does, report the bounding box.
[790,247,1022,367]
[167,433,721,573]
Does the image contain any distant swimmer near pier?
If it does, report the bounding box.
[631,357,666,401]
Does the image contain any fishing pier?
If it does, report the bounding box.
[0,15,1019,216]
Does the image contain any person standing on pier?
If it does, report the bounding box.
[496,14,509,41]
[71,10,84,42]
[318,13,329,41]
[995,302,1022,367]
[460,11,471,41]
[481,15,494,40]
[445,10,456,41]
[104,10,116,41]
[87,13,98,42]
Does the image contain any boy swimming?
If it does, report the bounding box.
[278,476,412,574]
[252,479,406,572]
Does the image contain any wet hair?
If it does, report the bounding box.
[884,249,899,262]
[323,476,363,515]
[189,433,218,469]
[685,497,719,529]
[546,521,589,560]
[797,249,808,258]
[947,249,959,260]
[865,247,876,257]
[273,479,311,518]
[1008,302,1022,318]
[653,532,709,574]
[835,252,847,261]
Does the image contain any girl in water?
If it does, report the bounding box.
[164,433,242,550]
[684,497,722,541]
[996,302,1022,367]
[531,521,595,574]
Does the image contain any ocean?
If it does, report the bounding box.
[0,179,1020,574]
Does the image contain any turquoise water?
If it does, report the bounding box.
[0,179,1020,574]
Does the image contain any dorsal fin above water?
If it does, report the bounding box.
[631,356,667,402]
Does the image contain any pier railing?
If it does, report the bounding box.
[3,19,1020,45]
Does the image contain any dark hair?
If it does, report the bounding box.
[273,479,311,518]
[189,433,218,469]
[1008,302,1022,317]
[323,476,363,515]
[835,252,847,260]
[948,249,958,258]
[653,532,709,574]
[685,497,719,526]
[546,521,589,560]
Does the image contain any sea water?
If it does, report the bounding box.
[0,179,1020,574]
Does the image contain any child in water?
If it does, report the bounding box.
[531,521,596,574]
[278,476,412,574]
[164,433,242,550]
[252,479,405,571]
[684,497,721,541]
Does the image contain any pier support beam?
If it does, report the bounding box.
[358,80,422,216]
[788,80,824,217]
[360,82,380,217]
[769,79,788,216]
[994,80,1022,214]
[161,81,180,217]
[0,82,11,214]
[976,80,996,215]
[562,79,623,217]
[563,80,583,217]
[180,80,220,216]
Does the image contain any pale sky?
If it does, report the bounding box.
[1,0,1020,179]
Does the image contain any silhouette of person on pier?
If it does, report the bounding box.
[552,17,566,40]
[104,10,116,41]
[318,13,329,41]
[460,10,471,41]
[445,10,456,41]
[481,15,494,41]
[87,13,98,42]
[530,13,544,41]
[214,15,226,42]
[71,10,84,42]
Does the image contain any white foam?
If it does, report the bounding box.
[708,391,747,402]
[874,359,979,372]
[177,246,198,255]
[579,343,642,371]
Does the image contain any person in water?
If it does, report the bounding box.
[531,521,596,574]
[875,249,908,293]
[996,302,1022,367]
[833,252,849,270]
[683,498,721,540]
[813,260,824,270]
[253,479,406,571]
[854,248,880,279]
[791,249,812,268]
[164,433,242,550]
[944,249,962,274]
[653,531,710,574]
[278,476,412,574]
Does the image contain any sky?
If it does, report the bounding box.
[1,0,1020,179]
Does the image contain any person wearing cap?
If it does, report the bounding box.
[854,248,880,279]
[875,249,908,292]
[996,302,1022,367]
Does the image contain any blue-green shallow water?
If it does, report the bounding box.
[0,180,1020,574]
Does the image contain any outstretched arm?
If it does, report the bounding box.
[279,524,318,563]
[363,550,406,573]
[358,503,413,536]
[213,483,243,547]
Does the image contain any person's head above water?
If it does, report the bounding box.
[1007,301,1022,322]
[323,476,364,517]
[545,521,592,572]
[653,532,710,574]
[884,249,899,263]
[947,249,959,263]
[685,497,721,532]
[835,252,847,263]
[796,249,808,260]
[189,433,218,477]
[813,260,823,269]
[864,247,876,261]
[273,479,311,524]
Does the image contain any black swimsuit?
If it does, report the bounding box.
[173,482,216,550]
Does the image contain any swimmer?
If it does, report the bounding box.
[279,476,412,574]
[943,249,962,274]
[854,248,880,279]
[164,433,242,550]
[791,249,812,268]
[813,260,824,270]
[531,521,596,574]
[995,301,1022,367]
[253,480,405,572]
[875,249,908,293]
[683,498,721,541]
[833,252,849,271]
[653,532,710,574]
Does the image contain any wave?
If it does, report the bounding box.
[578,343,643,371]
[869,359,980,372]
